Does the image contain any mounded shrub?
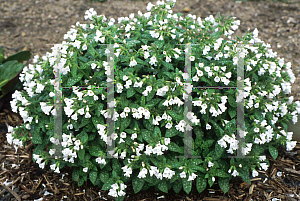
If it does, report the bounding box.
[6,0,300,200]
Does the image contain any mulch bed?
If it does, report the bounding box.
[0,90,300,201]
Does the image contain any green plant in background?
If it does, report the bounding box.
[5,0,300,200]
[0,47,31,99]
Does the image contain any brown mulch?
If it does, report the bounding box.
[1,0,300,200]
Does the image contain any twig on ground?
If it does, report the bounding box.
[0,184,21,201]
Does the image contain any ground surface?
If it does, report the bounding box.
[0,0,300,200]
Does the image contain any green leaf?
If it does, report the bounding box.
[2,50,31,63]
[89,145,103,157]
[127,87,136,98]
[208,176,214,187]
[228,107,236,119]
[145,98,161,108]
[161,60,174,71]
[77,131,88,144]
[78,177,85,187]
[154,40,165,49]
[66,73,83,86]
[165,127,179,138]
[120,116,131,132]
[132,176,144,194]
[143,119,154,131]
[218,177,230,193]
[70,64,78,77]
[154,126,161,139]
[196,175,207,193]
[269,145,278,160]
[31,127,43,144]
[167,110,183,122]
[182,178,192,194]
[146,89,156,102]
[89,171,98,185]
[100,171,110,183]
[158,179,168,193]
[172,179,182,193]
[215,169,229,178]
[239,167,251,184]
[228,95,236,107]
[203,140,215,148]
[112,159,122,174]
[126,39,140,48]
[168,142,184,153]
[141,129,153,143]
[78,149,85,160]
[0,61,23,96]
[255,111,264,122]
[102,178,114,190]
[140,95,145,107]
[214,143,225,158]
[72,168,80,182]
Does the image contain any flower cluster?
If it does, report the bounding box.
[6,0,300,200]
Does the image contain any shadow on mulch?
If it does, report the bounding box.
[0,91,300,201]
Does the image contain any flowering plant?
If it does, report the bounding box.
[6,0,300,200]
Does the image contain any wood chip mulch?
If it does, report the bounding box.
[0,90,300,201]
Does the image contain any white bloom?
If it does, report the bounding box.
[252,169,259,177]
[129,59,137,67]
[180,171,186,178]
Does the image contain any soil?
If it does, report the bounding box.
[0,0,300,200]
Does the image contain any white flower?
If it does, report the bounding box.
[252,169,259,177]
[180,171,186,178]
[188,172,198,181]
[131,133,137,140]
[129,59,137,67]
[83,167,88,172]
[138,168,148,178]
[232,169,239,177]
[164,138,170,145]
[144,51,150,59]
[206,123,212,130]
[149,56,157,66]
[208,161,214,168]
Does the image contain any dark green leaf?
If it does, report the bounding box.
[168,142,184,153]
[167,110,183,122]
[172,179,182,193]
[145,98,161,108]
[120,116,131,132]
[66,73,83,86]
[182,178,192,194]
[2,51,31,63]
[157,179,168,193]
[165,127,179,138]
[127,87,136,98]
[141,129,153,143]
[89,145,103,157]
[72,168,80,182]
[269,145,278,160]
[143,119,154,131]
[89,171,98,185]
[132,176,144,194]
[218,177,230,193]
[196,175,207,193]
[78,149,85,160]
[78,177,85,187]
[100,171,110,183]
[228,107,236,119]
[102,178,114,190]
